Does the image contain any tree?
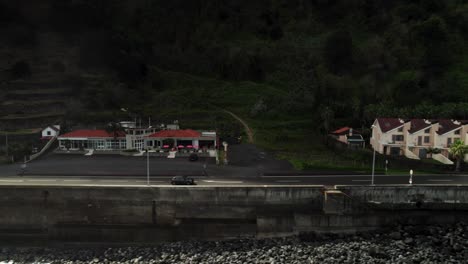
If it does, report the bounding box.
[427,147,441,158]
[319,105,334,134]
[106,122,124,139]
[449,139,467,172]
[323,30,354,74]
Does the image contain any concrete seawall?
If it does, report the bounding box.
[0,185,467,244]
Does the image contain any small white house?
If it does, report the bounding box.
[41,125,60,139]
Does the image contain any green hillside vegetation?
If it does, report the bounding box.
[1,0,467,169]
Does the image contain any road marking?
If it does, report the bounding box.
[428,179,453,182]
[276,180,301,183]
[30,179,57,182]
[352,180,372,182]
[0,179,24,182]
[63,179,91,182]
[203,180,243,184]
[135,180,163,183]
[99,180,129,183]
[262,175,371,178]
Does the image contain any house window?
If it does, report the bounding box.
[424,136,430,143]
[47,131,51,136]
[424,128,430,133]
[447,138,452,146]
[392,135,404,142]
[397,127,403,132]
[454,129,460,135]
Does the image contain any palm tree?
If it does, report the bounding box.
[449,139,468,172]
[106,122,124,139]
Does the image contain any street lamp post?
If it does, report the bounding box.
[5,132,8,158]
[370,125,376,185]
[409,169,413,185]
[146,148,150,186]
[222,141,228,165]
[385,159,388,174]
[371,148,376,185]
[121,108,137,128]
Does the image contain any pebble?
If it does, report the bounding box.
[0,222,467,263]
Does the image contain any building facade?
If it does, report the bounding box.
[41,125,60,140]
[370,118,468,164]
[58,130,127,150]
[58,128,217,152]
[330,127,365,149]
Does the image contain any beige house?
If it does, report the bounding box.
[370,118,410,156]
[371,118,468,164]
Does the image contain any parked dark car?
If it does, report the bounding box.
[188,153,198,161]
[171,176,195,185]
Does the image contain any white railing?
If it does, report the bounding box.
[432,153,454,165]
[404,147,420,160]
[27,135,58,162]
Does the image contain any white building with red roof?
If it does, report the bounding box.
[146,129,217,150]
[57,127,217,152]
[330,127,365,148]
[58,129,127,150]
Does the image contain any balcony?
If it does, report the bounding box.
[384,141,404,146]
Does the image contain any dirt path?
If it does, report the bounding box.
[223,110,254,143]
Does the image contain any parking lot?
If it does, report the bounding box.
[0,143,293,177]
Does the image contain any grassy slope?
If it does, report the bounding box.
[128,67,448,174]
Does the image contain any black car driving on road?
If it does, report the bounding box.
[171,175,195,185]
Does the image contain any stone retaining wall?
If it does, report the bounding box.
[0,185,467,244]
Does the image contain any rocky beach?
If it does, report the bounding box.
[1,222,467,264]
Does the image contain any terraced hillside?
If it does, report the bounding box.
[0,32,90,132]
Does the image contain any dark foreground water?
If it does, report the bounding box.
[0,222,467,264]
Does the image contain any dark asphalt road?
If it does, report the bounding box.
[0,153,466,186]
[0,174,466,186]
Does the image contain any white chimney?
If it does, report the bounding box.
[349,128,353,136]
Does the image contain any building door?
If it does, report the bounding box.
[419,148,427,159]
[390,147,400,156]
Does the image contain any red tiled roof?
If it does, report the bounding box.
[408,119,433,134]
[331,127,350,135]
[377,118,407,133]
[331,127,362,135]
[437,120,461,135]
[59,129,126,138]
[148,129,201,138]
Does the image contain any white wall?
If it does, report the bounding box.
[407,129,432,147]
[437,130,462,149]
[41,127,58,137]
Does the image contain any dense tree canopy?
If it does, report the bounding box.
[1,0,467,131]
